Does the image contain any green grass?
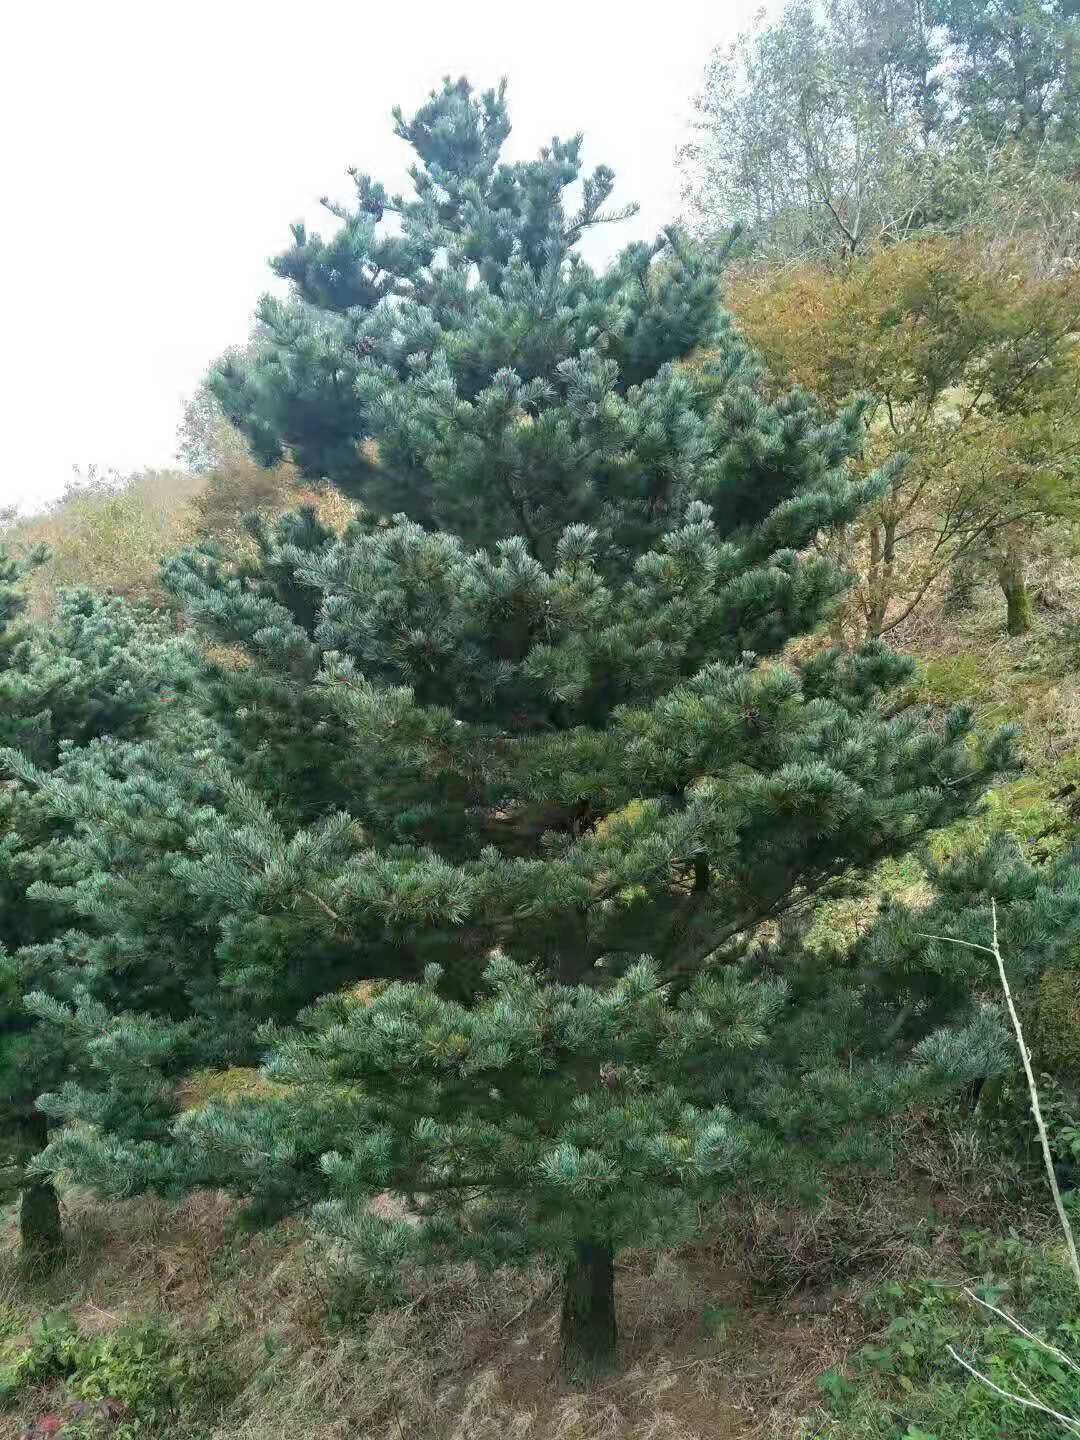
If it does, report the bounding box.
[816,1234,1080,1438]
[917,654,992,709]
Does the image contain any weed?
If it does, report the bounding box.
[0,1308,235,1437]
[815,1241,1080,1437]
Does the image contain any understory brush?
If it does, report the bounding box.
[0,1310,236,1438]
[0,1105,1053,1440]
[817,1233,1080,1438]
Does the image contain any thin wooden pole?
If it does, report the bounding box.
[988,899,1080,1293]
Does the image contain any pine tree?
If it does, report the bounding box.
[36,79,1012,1368]
[0,549,191,1263]
[855,831,1080,1089]
[140,944,1000,1379]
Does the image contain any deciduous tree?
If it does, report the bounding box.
[729,236,1080,636]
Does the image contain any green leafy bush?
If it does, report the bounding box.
[0,1310,235,1437]
[818,1235,1080,1438]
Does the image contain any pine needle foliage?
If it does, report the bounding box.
[29,79,1014,1370]
[0,549,192,1261]
[858,833,1080,1054]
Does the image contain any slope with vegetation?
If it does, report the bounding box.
[4,8,1080,1434]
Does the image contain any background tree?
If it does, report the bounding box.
[682,0,1080,264]
[1,733,370,1233]
[31,78,1014,1373]
[681,0,946,260]
[728,235,1080,637]
[937,0,1080,147]
[0,506,403,1265]
[176,373,252,476]
[0,551,191,1263]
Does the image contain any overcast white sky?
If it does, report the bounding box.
[2,0,761,512]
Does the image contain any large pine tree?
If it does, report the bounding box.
[31,79,1011,1369]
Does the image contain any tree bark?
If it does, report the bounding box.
[995,539,1033,637]
[778,906,811,947]
[560,1241,617,1379]
[827,522,851,646]
[865,516,896,638]
[17,1113,62,1269]
[866,523,885,636]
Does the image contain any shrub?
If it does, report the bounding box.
[818,1236,1080,1438]
[188,458,300,543]
[0,1311,235,1437]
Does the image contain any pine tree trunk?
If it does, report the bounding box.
[778,906,811,947]
[828,523,851,646]
[560,1241,617,1379]
[18,1114,62,1268]
[995,540,1032,637]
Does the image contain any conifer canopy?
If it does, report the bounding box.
[23,78,1012,1370]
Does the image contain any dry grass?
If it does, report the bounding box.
[4,469,205,620]
[0,1109,1046,1440]
[2,465,358,628]
[292,480,356,535]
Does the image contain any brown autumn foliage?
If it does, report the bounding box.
[727,235,1080,638]
[3,457,356,623]
[189,457,301,542]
